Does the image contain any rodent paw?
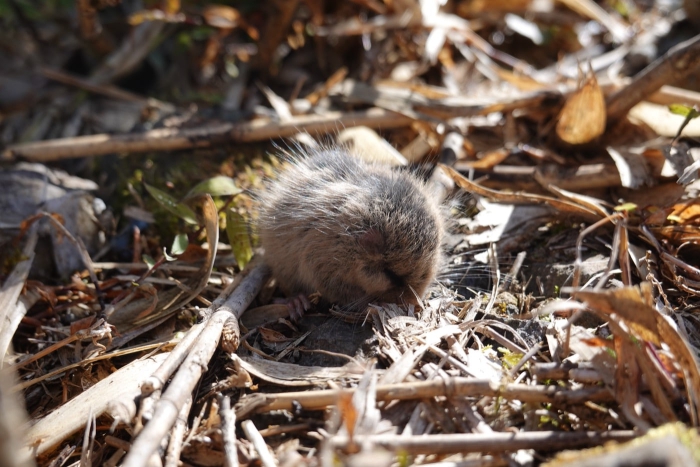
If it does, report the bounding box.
[273,294,312,322]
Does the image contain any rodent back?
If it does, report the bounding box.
[258,146,444,309]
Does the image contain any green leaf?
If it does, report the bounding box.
[143,254,156,270]
[171,233,189,256]
[498,347,523,369]
[144,183,198,224]
[614,202,637,212]
[187,175,242,197]
[668,104,700,119]
[226,209,253,270]
[668,104,700,142]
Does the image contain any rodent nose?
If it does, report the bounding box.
[402,294,420,307]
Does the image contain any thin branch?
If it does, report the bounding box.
[328,431,636,455]
[120,264,270,467]
[219,396,239,467]
[237,377,614,417]
[242,420,275,467]
[607,34,700,124]
[2,108,413,162]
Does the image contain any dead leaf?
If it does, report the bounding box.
[618,183,685,212]
[259,327,294,344]
[556,71,606,145]
[241,304,291,329]
[441,164,602,221]
[70,316,96,336]
[175,243,209,263]
[234,355,363,387]
[574,283,700,422]
[457,0,531,15]
[666,200,700,224]
[338,391,357,443]
[462,148,510,170]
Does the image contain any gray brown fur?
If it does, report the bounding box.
[258,146,444,310]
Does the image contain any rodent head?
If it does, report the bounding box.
[321,168,444,309]
[258,147,444,311]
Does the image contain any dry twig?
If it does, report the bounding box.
[3,108,412,162]
[121,264,270,466]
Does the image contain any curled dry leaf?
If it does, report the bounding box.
[234,355,364,387]
[440,164,602,221]
[556,71,606,145]
[461,148,510,170]
[241,304,292,329]
[338,391,358,445]
[643,199,700,252]
[574,283,700,423]
[258,326,295,344]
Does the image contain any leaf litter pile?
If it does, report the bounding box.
[2,0,700,466]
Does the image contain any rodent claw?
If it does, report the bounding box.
[274,294,311,322]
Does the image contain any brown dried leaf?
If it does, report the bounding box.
[441,164,602,221]
[69,316,96,336]
[259,326,294,344]
[338,391,357,443]
[580,336,613,348]
[462,148,510,170]
[574,284,700,422]
[241,304,291,329]
[663,200,700,224]
[648,226,700,246]
[495,68,546,92]
[235,355,363,387]
[556,72,606,145]
[175,243,209,263]
[619,183,685,213]
[645,199,700,231]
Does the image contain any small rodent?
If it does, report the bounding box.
[258,145,444,312]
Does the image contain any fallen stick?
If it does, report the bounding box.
[219,396,239,467]
[236,376,614,417]
[120,264,270,467]
[40,66,175,111]
[607,33,700,124]
[328,431,636,455]
[242,420,276,467]
[2,108,413,162]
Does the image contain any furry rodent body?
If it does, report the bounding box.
[258,146,444,310]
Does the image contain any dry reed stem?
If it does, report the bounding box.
[328,431,637,455]
[121,264,270,467]
[3,108,412,162]
[240,377,614,416]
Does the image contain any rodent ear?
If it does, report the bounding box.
[357,228,385,255]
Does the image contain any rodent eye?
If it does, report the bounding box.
[384,268,405,288]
